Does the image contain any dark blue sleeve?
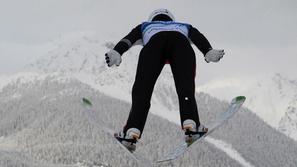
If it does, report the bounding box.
[113,24,142,55]
[188,25,212,55]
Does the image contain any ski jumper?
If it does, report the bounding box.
[113,21,213,137]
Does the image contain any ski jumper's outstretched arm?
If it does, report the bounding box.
[188,26,213,55]
[105,24,142,67]
[113,24,142,55]
[189,26,225,63]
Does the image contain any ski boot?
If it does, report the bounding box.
[114,128,140,153]
[183,119,208,146]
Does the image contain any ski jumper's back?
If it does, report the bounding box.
[113,21,213,56]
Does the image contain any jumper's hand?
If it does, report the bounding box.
[105,50,122,67]
[205,49,225,63]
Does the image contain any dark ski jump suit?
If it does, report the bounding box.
[113,21,212,137]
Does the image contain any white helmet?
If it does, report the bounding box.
[148,9,175,22]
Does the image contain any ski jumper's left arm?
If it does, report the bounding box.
[188,26,213,56]
[113,24,142,56]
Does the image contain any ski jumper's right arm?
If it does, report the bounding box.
[105,24,142,67]
[113,24,142,56]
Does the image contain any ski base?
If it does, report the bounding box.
[157,96,246,163]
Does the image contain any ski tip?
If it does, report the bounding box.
[82,97,92,106]
[231,96,246,104]
[235,96,246,102]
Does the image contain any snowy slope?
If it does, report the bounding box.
[0,72,47,90]
[197,74,297,141]
[279,104,297,140]
[1,73,297,167]
[0,74,245,167]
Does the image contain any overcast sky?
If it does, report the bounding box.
[0,0,296,82]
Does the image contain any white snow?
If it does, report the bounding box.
[206,137,255,167]
[0,136,18,151]
[0,72,42,90]
[197,74,297,130]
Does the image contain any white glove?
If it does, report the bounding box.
[204,49,225,63]
[105,50,122,67]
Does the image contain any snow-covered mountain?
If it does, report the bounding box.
[279,105,297,140]
[197,73,297,141]
[1,72,297,167]
[0,32,296,166]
